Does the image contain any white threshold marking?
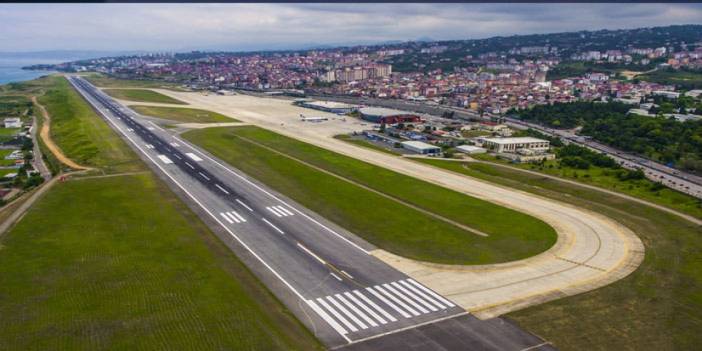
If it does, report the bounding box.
[353,290,396,322]
[297,243,326,265]
[407,279,455,307]
[157,154,173,164]
[215,184,229,194]
[344,291,387,325]
[327,296,368,330]
[317,298,358,333]
[306,300,348,336]
[262,217,284,234]
[336,293,378,327]
[391,282,436,312]
[399,280,445,309]
[367,286,412,318]
[382,283,427,314]
[186,152,203,162]
[236,199,253,212]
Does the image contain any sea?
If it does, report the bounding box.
[0,58,62,85]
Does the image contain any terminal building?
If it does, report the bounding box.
[296,100,358,114]
[479,137,550,153]
[358,107,422,125]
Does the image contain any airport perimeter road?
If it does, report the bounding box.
[68,77,552,350]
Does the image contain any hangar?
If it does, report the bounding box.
[358,107,422,124]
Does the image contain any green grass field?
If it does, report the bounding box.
[0,75,322,350]
[638,69,702,89]
[0,174,321,350]
[183,126,557,265]
[416,158,702,350]
[130,105,237,123]
[103,89,187,105]
[0,128,20,142]
[83,73,186,91]
[334,134,401,155]
[476,154,702,219]
[36,77,144,174]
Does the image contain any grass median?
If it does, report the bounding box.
[103,88,187,105]
[417,158,702,350]
[182,126,557,265]
[131,105,238,123]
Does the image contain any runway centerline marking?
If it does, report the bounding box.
[236,198,254,211]
[262,217,284,234]
[297,243,327,265]
[215,184,229,194]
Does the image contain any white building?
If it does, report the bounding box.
[401,141,442,155]
[4,118,21,128]
[480,137,550,153]
[455,145,486,155]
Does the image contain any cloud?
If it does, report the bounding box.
[0,3,700,52]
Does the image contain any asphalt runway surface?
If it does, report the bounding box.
[69,76,553,350]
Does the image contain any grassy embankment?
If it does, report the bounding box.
[34,76,144,174]
[417,158,702,350]
[334,134,401,155]
[0,76,321,350]
[638,69,702,90]
[103,88,187,105]
[183,126,557,265]
[130,105,238,123]
[473,153,702,219]
[83,73,187,91]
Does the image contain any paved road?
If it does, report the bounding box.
[70,76,553,350]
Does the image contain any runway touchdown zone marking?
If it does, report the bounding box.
[219,210,247,224]
[157,155,173,164]
[266,205,295,217]
[306,279,456,337]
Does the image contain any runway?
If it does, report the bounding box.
[69,76,552,350]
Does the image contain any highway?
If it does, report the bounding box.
[505,117,702,199]
[69,76,554,350]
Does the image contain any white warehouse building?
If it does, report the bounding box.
[401,141,442,155]
[481,137,550,153]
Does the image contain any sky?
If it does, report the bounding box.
[1,3,702,53]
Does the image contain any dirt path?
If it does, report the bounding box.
[32,96,93,171]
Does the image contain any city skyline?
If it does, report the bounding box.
[2,3,702,53]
